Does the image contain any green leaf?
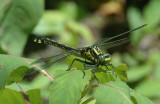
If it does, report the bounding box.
[6,83,36,92]
[127,7,145,45]
[26,88,43,104]
[33,11,66,35]
[0,88,43,104]
[0,0,44,56]
[123,53,139,67]
[33,10,92,45]
[127,64,152,82]
[65,21,93,44]
[130,89,154,104]
[147,52,160,80]
[6,66,29,85]
[26,63,67,99]
[114,64,128,81]
[49,69,91,104]
[59,30,79,48]
[94,81,133,104]
[135,80,160,98]
[0,0,11,21]
[81,97,95,104]
[65,55,84,70]
[0,88,26,104]
[144,0,160,32]
[30,63,67,89]
[58,2,78,19]
[80,85,98,101]
[95,72,116,83]
[95,66,116,83]
[154,61,160,80]
[0,54,34,90]
[127,7,144,27]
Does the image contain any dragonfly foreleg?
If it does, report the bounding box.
[82,64,100,83]
[84,64,99,83]
[66,58,91,71]
[66,58,100,83]
[83,64,97,79]
[92,64,99,83]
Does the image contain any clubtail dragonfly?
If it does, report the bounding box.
[32,24,146,83]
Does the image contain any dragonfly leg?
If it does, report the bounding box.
[82,64,86,79]
[92,64,99,83]
[83,64,98,79]
[66,58,99,80]
[66,58,91,71]
[66,58,78,71]
[82,64,99,83]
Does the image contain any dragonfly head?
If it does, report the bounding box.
[99,53,111,64]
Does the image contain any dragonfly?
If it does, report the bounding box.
[31,24,146,83]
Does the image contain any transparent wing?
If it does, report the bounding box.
[97,38,129,50]
[25,49,77,76]
[93,24,146,46]
[32,49,77,68]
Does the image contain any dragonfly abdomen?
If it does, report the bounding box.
[33,36,75,51]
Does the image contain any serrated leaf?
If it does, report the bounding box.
[94,81,133,104]
[0,54,34,89]
[130,89,154,104]
[49,70,91,104]
[0,88,26,104]
[0,0,44,55]
[114,64,128,81]
[96,72,116,83]
[26,88,43,104]
[95,66,116,83]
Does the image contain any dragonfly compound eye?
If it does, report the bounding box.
[104,54,111,58]
[104,54,111,63]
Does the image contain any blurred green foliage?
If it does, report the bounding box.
[126,1,160,104]
[0,88,42,104]
[0,0,160,104]
[0,0,44,56]
[32,2,93,47]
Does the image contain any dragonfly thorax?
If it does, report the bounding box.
[98,53,111,64]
